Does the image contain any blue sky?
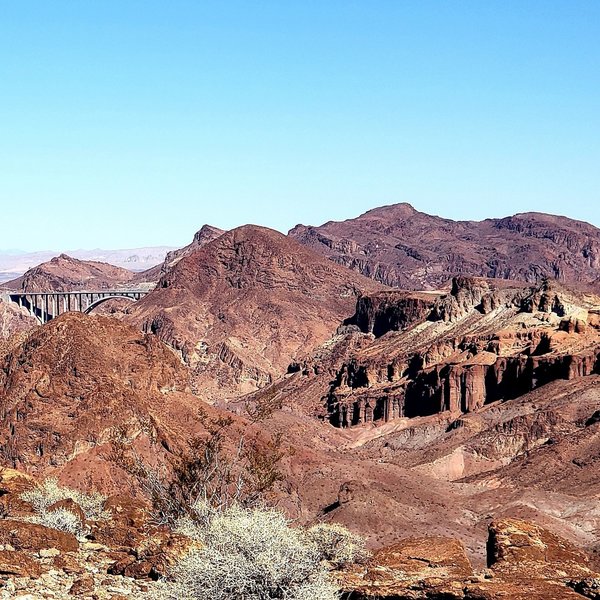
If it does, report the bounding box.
[1,1,599,251]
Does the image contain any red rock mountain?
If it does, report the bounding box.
[134,224,225,283]
[3,253,135,292]
[128,225,385,401]
[289,203,600,289]
[0,312,241,492]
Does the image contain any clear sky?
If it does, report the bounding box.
[1,1,599,251]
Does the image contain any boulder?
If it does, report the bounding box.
[0,519,78,552]
[0,468,36,516]
[0,549,42,577]
[487,518,593,579]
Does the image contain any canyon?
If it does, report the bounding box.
[2,205,600,598]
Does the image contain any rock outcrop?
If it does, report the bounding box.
[323,278,600,427]
[289,203,600,290]
[342,518,597,599]
[134,224,225,283]
[0,298,37,345]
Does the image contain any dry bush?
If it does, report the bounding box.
[20,477,109,521]
[34,507,85,538]
[112,409,286,526]
[306,522,370,568]
[157,505,340,600]
[20,477,110,539]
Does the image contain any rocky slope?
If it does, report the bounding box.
[3,254,136,292]
[0,299,37,344]
[0,469,596,599]
[0,312,211,490]
[2,299,600,573]
[134,224,225,283]
[289,203,600,289]
[127,225,385,402]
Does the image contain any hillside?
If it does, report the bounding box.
[128,224,385,401]
[289,203,600,289]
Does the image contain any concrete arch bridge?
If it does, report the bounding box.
[0,290,148,324]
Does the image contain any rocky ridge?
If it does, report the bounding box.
[289,203,600,289]
[134,224,225,283]
[3,254,136,293]
[127,224,385,402]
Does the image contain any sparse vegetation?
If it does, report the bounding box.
[21,477,109,520]
[158,504,341,600]
[20,477,110,539]
[306,522,370,568]
[112,408,286,526]
[34,507,85,538]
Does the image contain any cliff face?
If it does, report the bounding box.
[273,277,600,428]
[289,203,600,290]
[344,291,438,337]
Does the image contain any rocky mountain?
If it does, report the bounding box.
[0,246,175,282]
[289,203,600,289]
[3,207,600,598]
[134,224,225,283]
[2,254,137,292]
[127,224,385,402]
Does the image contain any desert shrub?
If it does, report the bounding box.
[306,522,370,568]
[34,507,85,538]
[161,504,340,600]
[113,409,286,526]
[20,477,109,521]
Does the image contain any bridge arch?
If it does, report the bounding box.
[83,295,138,315]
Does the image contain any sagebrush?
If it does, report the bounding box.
[306,522,370,568]
[158,504,341,600]
[20,477,109,538]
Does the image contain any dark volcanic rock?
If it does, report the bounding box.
[345,290,438,337]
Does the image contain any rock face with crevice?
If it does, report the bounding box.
[341,518,598,599]
[321,277,600,428]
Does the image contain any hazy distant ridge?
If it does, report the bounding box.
[0,246,176,282]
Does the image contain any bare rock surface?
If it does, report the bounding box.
[290,203,600,289]
[128,224,385,401]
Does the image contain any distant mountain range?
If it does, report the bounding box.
[0,246,176,282]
